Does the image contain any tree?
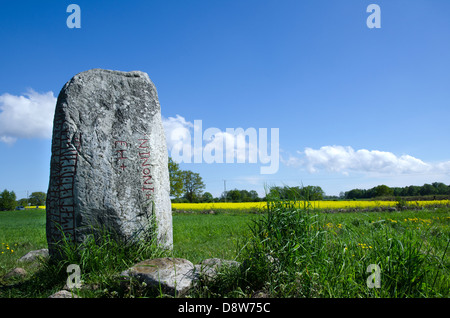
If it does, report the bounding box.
[373,185,393,197]
[17,198,29,207]
[266,185,324,201]
[0,189,17,211]
[249,190,260,202]
[181,170,205,203]
[168,157,209,202]
[406,185,420,196]
[301,185,325,200]
[226,189,242,202]
[221,189,260,202]
[201,192,214,203]
[345,189,365,200]
[432,182,449,195]
[420,183,437,196]
[168,157,184,198]
[29,192,46,206]
[240,190,251,202]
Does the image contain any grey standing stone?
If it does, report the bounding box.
[46,69,172,257]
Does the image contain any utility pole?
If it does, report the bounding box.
[224,180,227,202]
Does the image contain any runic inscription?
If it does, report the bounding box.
[47,113,80,244]
[139,138,155,199]
[114,138,155,199]
[115,140,128,171]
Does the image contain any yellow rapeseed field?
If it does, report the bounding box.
[172,202,266,211]
[172,200,450,212]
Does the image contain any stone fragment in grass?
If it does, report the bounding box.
[48,290,79,298]
[195,258,240,281]
[3,267,27,279]
[18,249,49,263]
[121,257,196,296]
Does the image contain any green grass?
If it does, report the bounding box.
[324,208,450,297]
[202,203,450,298]
[0,209,47,277]
[172,212,259,263]
[0,205,449,298]
[0,209,257,298]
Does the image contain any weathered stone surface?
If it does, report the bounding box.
[18,249,49,263]
[121,258,196,296]
[46,69,172,257]
[3,267,27,279]
[195,258,240,281]
[48,290,79,298]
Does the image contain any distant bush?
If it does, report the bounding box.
[0,189,16,211]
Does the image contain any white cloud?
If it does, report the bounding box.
[295,145,437,175]
[0,90,56,144]
[435,160,450,173]
[280,153,303,167]
[162,114,193,151]
[162,115,263,165]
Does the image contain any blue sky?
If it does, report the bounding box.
[1,0,450,199]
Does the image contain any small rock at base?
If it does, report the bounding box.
[48,290,80,298]
[3,267,27,279]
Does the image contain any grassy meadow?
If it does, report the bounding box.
[0,209,47,274]
[0,202,449,298]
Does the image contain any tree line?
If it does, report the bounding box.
[2,157,449,209]
[265,185,325,201]
[169,157,265,203]
[343,182,450,200]
[0,190,46,211]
